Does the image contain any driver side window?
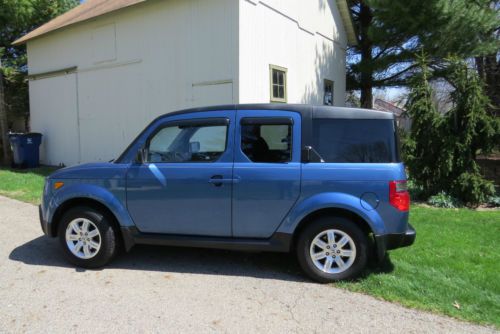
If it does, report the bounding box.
[148,122,228,163]
[149,126,181,154]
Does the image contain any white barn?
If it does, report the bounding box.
[14,0,356,166]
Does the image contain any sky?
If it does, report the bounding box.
[382,87,407,101]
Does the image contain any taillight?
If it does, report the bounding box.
[389,180,410,211]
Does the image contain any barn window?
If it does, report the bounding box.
[269,65,287,103]
[324,79,334,106]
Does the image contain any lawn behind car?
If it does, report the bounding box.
[0,167,57,204]
[0,167,499,327]
[339,206,500,328]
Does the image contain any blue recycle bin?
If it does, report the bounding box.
[8,133,43,168]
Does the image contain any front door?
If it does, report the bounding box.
[232,110,302,238]
[126,111,235,236]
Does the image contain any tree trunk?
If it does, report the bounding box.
[360,79,373,108]
[475,57,485,80]
[0,60,11,165]
[358,1,374,109]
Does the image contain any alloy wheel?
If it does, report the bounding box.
[309,229,357,274]
[65,218,102,259]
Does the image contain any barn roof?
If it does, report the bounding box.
[13,0,146,45]
[335,0,357,46]
[13,0,357,46]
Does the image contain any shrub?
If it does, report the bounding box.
[407,178,425,201]
[428,192,462,208]
[450,172,495,207]
[486,196,500,208]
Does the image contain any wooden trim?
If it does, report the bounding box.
[192,79,233,87]
[78,59,141,73]
[336,0,358,46]
[28,66,77,80]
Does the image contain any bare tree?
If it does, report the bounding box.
[0,59,11,165]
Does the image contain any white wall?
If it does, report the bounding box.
[27,0,349,166]
[27,0,238,166]
[29,73,80,166]
[238,0,347,106]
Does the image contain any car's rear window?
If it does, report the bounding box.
[312,119,399,163]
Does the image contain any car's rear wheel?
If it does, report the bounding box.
[296,216,368,283]
[58,206,119,268]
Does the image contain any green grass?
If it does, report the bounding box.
[338,205,500,328]
[0,168,498,326]
[0,167,58,204]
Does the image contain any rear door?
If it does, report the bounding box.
[232,110,302,238]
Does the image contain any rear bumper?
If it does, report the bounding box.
[384,224,416,250]
[374,224,416,260]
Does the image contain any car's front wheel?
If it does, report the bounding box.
[58,206,119,268]
[296,216,368,283]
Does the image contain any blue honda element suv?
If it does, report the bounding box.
[39,104,415,282]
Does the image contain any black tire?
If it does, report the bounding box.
[58,206,119,268]
[296,216,368,283]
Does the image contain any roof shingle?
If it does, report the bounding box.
[13,0,146,45]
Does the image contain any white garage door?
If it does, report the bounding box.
[29,73,80,166]
[77,63,145,163]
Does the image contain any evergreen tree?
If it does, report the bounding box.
[475,52,500,117]
[405,56,498,206]
[475,1,500,117]
[404,54,450,197]
[445,59,497,205]
[347,0,500,108]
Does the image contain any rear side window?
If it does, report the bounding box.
[241,119,292,163]
[312,119,398,163]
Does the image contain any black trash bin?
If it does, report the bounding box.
[8,133,43,168]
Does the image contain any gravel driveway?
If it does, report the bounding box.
[0,195,497,334]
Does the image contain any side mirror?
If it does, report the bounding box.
[136,148,148,164]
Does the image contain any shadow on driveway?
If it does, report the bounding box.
[9,236,308,282]
[9,236,395,282]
